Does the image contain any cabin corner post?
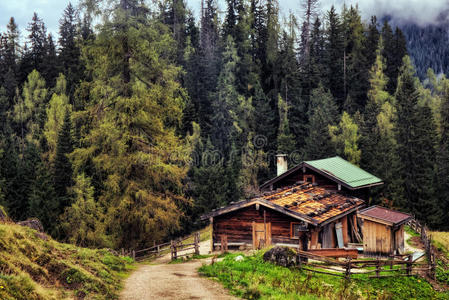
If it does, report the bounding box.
[210,217,214,253]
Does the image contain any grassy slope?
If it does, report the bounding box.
[0,223,134,300]
[431,231,449,286]
[199,252,449,300]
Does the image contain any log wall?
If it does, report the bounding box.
[213,204,306,246]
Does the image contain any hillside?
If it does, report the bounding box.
[0,222,133,300]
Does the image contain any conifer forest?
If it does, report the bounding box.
[0,0,448,250]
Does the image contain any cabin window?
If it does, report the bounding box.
[291,222,307,238]
[303,174,315,184]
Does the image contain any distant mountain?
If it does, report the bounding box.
[382,16,449,79]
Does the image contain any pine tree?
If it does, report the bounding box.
[324,6,344,108]
[342,5,369,113]
[60,173,108,247]
[58,2,83,97]
[435,81,449,229]
[303,84,338,160]
[211,36,242,156]
[360,42,403,205]
[395,56,439,226]
[3,18,20,102]
[53,109,73,214]
[276,95,295,155]
[28,161,57,233]
[19,13,48,83]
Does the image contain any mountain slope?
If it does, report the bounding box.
[0,222,133,299]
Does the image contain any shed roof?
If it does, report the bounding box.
[358,206,412,226]
[304,157,383,189]
[202,182,365,226]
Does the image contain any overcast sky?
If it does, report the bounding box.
[0,0,447,40]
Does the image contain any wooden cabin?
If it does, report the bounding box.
[358,206,412,256]
[201,156,384,252]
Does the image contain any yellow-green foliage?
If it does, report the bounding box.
[432,231,449,256]
[0,223,133,299]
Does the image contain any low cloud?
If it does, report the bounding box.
[319,0,449,26]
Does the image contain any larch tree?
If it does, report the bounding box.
[44,74,72,161]
[329,111,361,165]
[73,0,193,248]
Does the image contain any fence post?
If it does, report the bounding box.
[195,232,200,255]
[132,250,136,261]
[298,253,302,269]
[406,254,412,276]
[345,257,351,280]
[157,244,160,256]
[121,248,124,256]
[170,240,174,261]
[375,257,380,278]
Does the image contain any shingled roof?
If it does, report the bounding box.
[201,182,365,226]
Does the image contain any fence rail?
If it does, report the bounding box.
[295,250,434,279]
[121,232,201,262]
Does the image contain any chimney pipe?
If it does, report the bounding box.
[276,154,288,176]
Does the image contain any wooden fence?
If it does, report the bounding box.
[407,218,436,279]
[171,232,200,260]
[295,250,435,280]
[122,232,201,262]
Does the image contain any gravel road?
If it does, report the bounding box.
[120,241,238,300]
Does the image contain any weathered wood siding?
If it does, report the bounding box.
[394,225,405,254]
[362,219,392,256]
[213,204,305,246]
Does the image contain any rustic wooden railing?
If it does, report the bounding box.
[295,250,435,280]
[406,218,436,279]
[170,232,200,260]
[121,231,201,262]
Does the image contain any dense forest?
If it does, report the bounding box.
[0,0,448,250]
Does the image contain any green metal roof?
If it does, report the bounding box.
[304,156,382,188]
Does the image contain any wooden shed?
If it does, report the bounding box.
[358,206,412,256]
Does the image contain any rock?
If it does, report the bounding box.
[234,255,244,262]
[263,246,298,267]
[35,232,49,241]
[18,218,44,232]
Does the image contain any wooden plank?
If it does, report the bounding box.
[307,248,358,259]
[335,222,344,248]
[341,216,349,246]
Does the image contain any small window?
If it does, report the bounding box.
[303,174,315,183]
[291,222,307,238]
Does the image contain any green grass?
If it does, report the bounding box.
[0,223,134,299]
[199,251,449,300]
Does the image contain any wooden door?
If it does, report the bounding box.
[252,222,271,249]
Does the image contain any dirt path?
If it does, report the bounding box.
[120,241,238,300]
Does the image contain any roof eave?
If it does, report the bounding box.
[200,198,320,226]
[318,202,365,227]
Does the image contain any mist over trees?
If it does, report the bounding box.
[0,0,448,250]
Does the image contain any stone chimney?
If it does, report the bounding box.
[276,154,288,176]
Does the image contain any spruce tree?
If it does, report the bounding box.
[324,6,344,108]
[58,2,83,97]
[303,84,338,160]
[28,161,57,233]
[436,82,449,229]
[53,109,73,212]
[395,56,439,226]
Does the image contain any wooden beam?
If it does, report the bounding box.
[210,217,213,253]
[307,248,358,259]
